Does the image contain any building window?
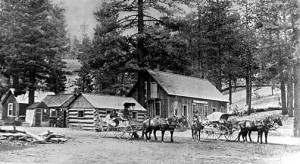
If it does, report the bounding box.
[183,105,188,117]
[150,82,158,98]
[174,109,178,116]
[204,105,208,117]
[50,109,57,117]
[8,103,15,116]
[78,110,84,118]
[144,81,148,98]
[132,111,137,119]
[155,101,161,116]
[192,103,196,113]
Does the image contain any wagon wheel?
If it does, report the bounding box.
[204,126,217,140]
[117,125,133,139]
[132,126,144,140]
[224,128,239,141]
[97,126,109,138]
[216,125,230,141]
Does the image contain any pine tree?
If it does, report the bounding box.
[0,0,69,103]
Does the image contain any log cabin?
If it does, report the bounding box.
[128,69,229,121]
[68,93,147,130]
[25,102,49,127]
[42,94,77,127]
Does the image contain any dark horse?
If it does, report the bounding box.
[237,116,282,144]
[142,115,188,142]
[191,116,204,142]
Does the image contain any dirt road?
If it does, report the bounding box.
[1,126,300,164]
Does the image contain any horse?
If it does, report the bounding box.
[142,115,188,143]
[191,116,204,142]
[237,116,283,144]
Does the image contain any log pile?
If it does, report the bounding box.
[0,127,68,145]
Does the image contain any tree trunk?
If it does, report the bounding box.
[287,70,294,117]
[137,0,144,67]
[229,77,232,105]
[281,80,287,115]
[294,64,300,137]
[28,73,36,105]
[246,76,249,105]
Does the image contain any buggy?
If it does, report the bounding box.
[202,112,238,141]
[96,113,144,140]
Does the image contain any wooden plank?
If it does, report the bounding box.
[69,109,94,113]
[68,121,94,124]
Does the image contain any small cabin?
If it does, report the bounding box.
[25,102,49,127]
[0,89,54,125]
[42,94,77,127]
[68,94,147,130]
[128,69,229,122]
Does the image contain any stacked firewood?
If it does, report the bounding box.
[0,127,68,145]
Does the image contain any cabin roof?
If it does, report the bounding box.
[14,90,55,104]
[1,89,55,104]
[81,94,147,111]
[147,70,229,102]
[42,94,75,108]
[26,102,48,109]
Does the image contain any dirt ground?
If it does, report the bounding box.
[1,126,300,164]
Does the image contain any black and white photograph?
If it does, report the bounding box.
[0,0,300,163]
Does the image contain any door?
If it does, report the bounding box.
[63,110,67,127]
[35,108,42,127]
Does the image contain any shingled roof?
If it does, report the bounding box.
[147,70,229,102]
[81,94,146,111]
[42,94,75,108]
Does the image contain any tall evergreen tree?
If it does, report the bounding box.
[0,0,69,103]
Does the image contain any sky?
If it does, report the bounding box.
[52,0,100,40]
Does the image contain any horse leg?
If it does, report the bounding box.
[237,131,241,142]
[197,130,201,142]
[161,130,165,143]
[264,131,268,144]
[248,131,252,142]
[258,131,263,144]
[170,130,174,143]
[153,130,158,140]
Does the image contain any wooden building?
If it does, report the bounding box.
[25,102,49,127]
[128,70,229,121]
[0,89,54,125]
[68,94,147,130]
[42,94,77,127]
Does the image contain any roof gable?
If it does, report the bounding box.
[147,70,229,102]
[27,102,48,109]
[82,94,146,111]
[42,94,76,108]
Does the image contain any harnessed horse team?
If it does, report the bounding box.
[103,109,283,144]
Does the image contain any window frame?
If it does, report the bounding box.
[155,101,161,116]
[150,82,158,98]
[131,111,137,119]
[49,109,57,117]
[78,110,85,118]
[183,104,188,118]
[7,103,14,117]
[204,105,208,117]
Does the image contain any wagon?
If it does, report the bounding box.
[96,115,144,140]
[202,112,239,141]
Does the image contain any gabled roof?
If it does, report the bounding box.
[14,90,55,104]
[42,94,76,108]
[1,89,55,104]
[27,102,48,109]
[147,70,229,102]
[81,94,146,111]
